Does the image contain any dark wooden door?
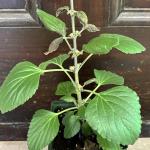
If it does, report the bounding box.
[0,0,150,140]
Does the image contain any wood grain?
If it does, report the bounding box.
[0,0,150,140]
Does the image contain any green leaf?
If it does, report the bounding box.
[28,109,59,150]
[83,34,118,55]
[85,86,141,145]
[81,122,92,137]
[75,11,88,25]
[56,6,69,17]
[83,34,145,55]
[55,81,75,96]
[37,9,66,36]
[97,135,121,150]
[62,111,74,125]
[94,69,124,86]
[39,54,69,70]
[60,95,76,103]
[0,62,43,113]
[63,114,80,139]
[44,37,63,55]
[107,34,145,54]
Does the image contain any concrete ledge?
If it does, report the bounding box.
[0,138,149,150]
[128,138,150,150]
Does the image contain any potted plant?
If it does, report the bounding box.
[0,0,145,150]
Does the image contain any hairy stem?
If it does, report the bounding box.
[44,69,71,73]
[79,54,93,70]
[70,0,82,106]
[83,89,98,96]
[84,84,101,102]
[57,106,78,115]
[63,37,73,50]
[59,66,76,87]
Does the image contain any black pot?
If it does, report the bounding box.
[49,101,128,150]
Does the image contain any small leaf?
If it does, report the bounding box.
[105,34,146,54]
[60,95,76,103]
[94,69,124,86]
[75,11,88,25]
[86,24,100,32]
[85,86,142,145]
[62,111,74,125]
[97,135,121,150]
[44,37,63,55]
[83,34,118,55]
[37,9,66,36]
[63,114,80,139]
[81,122,92,137]
[39,54,69,70]
[0,62,43,113]
[28,109,60,150]
[56,6,69,17]
[55,81,75,96]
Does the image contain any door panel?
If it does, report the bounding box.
[0,0,38,27]
[109,0,150,26]
[0,0,150,140]
[0,0,25,9]
[125,0,150,8]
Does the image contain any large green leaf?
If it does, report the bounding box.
[37,9,66,36]
[0,62,43,113]
[83,34,145,55]
[82,34,118,55]
[97,135,121,150]
[39,54,69,70]
[85,86,141,145]
[94,69,124,86]
[110,34,145,54]
[28,109,60,150]
[63,114,80,139]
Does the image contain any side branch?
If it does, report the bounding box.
[79,54,93,70]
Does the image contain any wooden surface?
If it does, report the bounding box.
[0,0,150,140]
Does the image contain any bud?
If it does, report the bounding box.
[69,66,75,72]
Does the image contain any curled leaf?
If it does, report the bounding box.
[44,37,63,55]
[75,11,88,25]
[56,6,70,17]
[86,24,100,32]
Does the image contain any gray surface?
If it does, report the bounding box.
[0,139,150,150]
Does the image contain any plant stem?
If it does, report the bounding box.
[70,0,82,106]
[63,37,73,50]
[79,54,93,70]
[44,69,71,73]
[84,84,101,102]
[60,66,76,87]
[57,106,78,115]
[83,89,98,96]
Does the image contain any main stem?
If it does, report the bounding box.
[70,0,82,105]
